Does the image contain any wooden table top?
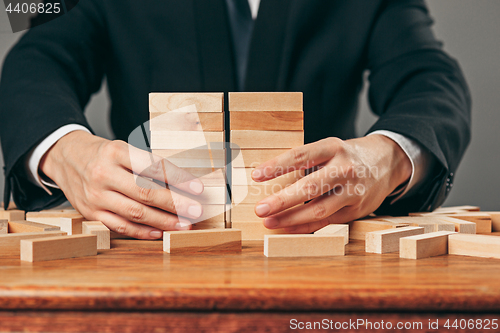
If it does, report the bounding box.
[1,236,500,312]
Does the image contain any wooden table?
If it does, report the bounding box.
[1,237,500,332]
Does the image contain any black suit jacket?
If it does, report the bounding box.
[0,0,471,214]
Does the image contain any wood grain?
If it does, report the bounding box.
[230,111,303,131]
[484,212,500,231]
[150,131,224,150]
[0,209,25,221]
[314,224,349,245]
[0,219,7,234]
[21,235,97,262]
[400,231,456,259]
[231,185,281,204]
[264,234,344,257]
[7,220,60,233]
[365,226,424,254]
[82,222,111,250]
[149,93,223,113]
[153,148,225,168]
[0,231,67,255]
[163,229,241,253]
[232,168,303,187]
[228,92,303,111]
[230,130,303,149]
[443,213,492,234]
[230,221,288,240]
[435,216,476,234]
[150,109,223,131]
[231,149,289,167]
[382,216,455,233]
[348,218,409,240]
[448,234,500,259]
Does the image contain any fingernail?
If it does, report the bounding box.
[264,217,279,228]
[189,180,203,194]
[255,203,271,217]
[188,205,202,218]
[252,168,264,180]
[150,230,163,238]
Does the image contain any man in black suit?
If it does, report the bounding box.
[0,0,470,239]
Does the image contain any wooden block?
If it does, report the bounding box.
[365,226,424,254]
[149,92,223,113]
[110,231,133,239]
[232,185,282,204]
[230,111,303,131]
[231,149,289,168]
[0,209,25,221]
[434,216,476,234]
[181,167,226,179]
[7,221,60,233]
[443,213,492,234]
[163,229,241,253]
[191,205,226,225]
[82,222,110,250]
[150,109,223,132]
[230,221,288,240]
[314,224,349,245]
[26,212,84,225]
[483,212,500,232]
[382,217,455,233]
[230,204,261,222]
[191,221,226,230]
[448,234,500,259]
[177,186,227,205]
[433,205,481,213]
[400,231,456,259]
[348,219,409,240]
[153,149,225,168]
[150,131,224,150]
[0,220,7,234]
[230,130,303,149]
[232,168,303,187]
[0,231,67,256]
[228,92,303,111]
[59,217,85,235]
[197,169,227,187]
[20,234,97,262]
[264,234,344,258]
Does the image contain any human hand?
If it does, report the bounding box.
[251,135,412,233]
[39,131,205,239]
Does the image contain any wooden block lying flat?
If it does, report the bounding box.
[0,220,7,234]
[181,167,226,179]
[433,205,481,213]
[365,227,424,254]
[153,149,225,168]
[230,204,261,222]
[230,130,303,149]
[82,222,110,250]
[191,221,226,230]
[20,234,97,262]
[163,229,241,253]
[59,217,85,235]
[400,231,456,259]
[435,216,476,234]
[348,219,409,240]
[0,209,25,221]
[314,224,349,245]
[197,169,227,187]
[264,234,344,257]
[191,205,226,225]
[230,111,303,131]
[230,221,288,240]
[7,221,60,233]
[448,234,500,259]
[232,168,303,187]
[231,149,289,168]
[149,93,223,113]
[443,213,492,234]
[26,212,84,226]
[150,131,224,150]
[382,217,455,233]
[150,110,223,132]
[228,92,303,111]
[484,212,500,232]
[0,231,67,256]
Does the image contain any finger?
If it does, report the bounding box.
[113,169,204,219]
[282,219,331,234]
[255,167,345,217]
[262,190,351,229]
[93,210,163,240]
[285,206,365,234]
[251,138,340,182]
[101,190,193,231]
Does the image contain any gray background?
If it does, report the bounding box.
[0,0,499,210]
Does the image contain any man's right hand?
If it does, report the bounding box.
[39,131,205,239]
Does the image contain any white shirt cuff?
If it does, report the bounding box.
[25,124,91,194]
[368,130,435,202]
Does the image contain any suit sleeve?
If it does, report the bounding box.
[365,0,471,215]
[0,0,107,211]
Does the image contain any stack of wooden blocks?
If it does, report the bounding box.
[228,92,305,240]
[149,93,228,229]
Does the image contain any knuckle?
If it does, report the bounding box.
[312,203,328,220]
[104,140,126,160]
[303,178,320,196]
[273,194,287,210]
[126,203,145,222]
[137,186,154,205]
[89,164,107,183]
[291,148,309,166]
[115,222,128,235]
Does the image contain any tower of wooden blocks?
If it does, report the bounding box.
[228,92,304,240]
[149,93,228,229]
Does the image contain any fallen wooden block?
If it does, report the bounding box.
[7,221,60,233]
[0,220,7,234]
[443,213,492,234]
[163,229,241,253]
[230,130,303,149]
[483,212,500,232]
[409,205,480,216]
[365,226,424,254]
[149,92,223,113]
[230,221,288,240]
[231,149,289,168]
[230,111,303,131]
[232,168,303,187]
[150,109,223,132]
[20,234,97,262]
[150,131,224,150]
[448,234,500,259]
[264,234,344,257]
[314,224,349,245]
[400,231,456,259]
[434,216,476,234]
[82,222,110,250]
[383,216,455,233]
[0,231,67,256]
[26,211,84,225]
[348,219,409,240]
[228,92,303,111]
[59,217,85,235]
[0,209,25,221]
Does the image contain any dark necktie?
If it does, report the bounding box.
[225,0,255,91]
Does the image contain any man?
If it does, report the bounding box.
[0,0,470,239]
